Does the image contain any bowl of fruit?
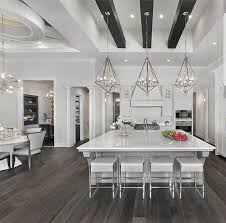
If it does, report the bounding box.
[162,129,188,141]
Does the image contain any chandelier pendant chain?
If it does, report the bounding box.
[145,14,149,92]
[106,12,109,58]
[1,14,4,74]
[145,14,148,57]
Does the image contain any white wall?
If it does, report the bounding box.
[0,93,18,128]
[0,57,101,147]
[214,65,226,156]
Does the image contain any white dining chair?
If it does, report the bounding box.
[13,128,42,150]
[12,130,46,170]
[26,128,42,133]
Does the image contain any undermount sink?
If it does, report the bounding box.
[134,124,160,130]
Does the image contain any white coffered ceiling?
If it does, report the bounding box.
[83,0,209,31]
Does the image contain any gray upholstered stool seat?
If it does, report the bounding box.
[119,157,145,199]
[176,157,203,172]
[175,156,204,199]
[89,156,119,199]
[150,156,174,199]
[120,157,144,172]
[91,157,118,172]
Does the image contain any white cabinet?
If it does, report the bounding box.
[162,85,173,116]
[174,87,193,110]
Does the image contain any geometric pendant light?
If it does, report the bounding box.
[175,12,198,94]
[0,14,19,94]
[131,12,159,99]
[95,12,119,93]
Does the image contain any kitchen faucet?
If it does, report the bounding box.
[143,118,148,133]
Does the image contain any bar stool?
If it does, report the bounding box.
[89,156,119,198]
[150,156,174,199]
[119,157,145,199]
[175,157,204,199]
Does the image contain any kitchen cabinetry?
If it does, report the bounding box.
[174,88,193,110]
[24,95,38,125]
[162,85,173,116]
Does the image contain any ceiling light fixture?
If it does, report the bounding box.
[159,14,164,19]
[167,58,171,63]
[175,12,198,94]
[130,14,135,19]
[124,59,128,62]
[0,14,19,94]
[95,12,119,93]
[131,12,159,101]
[212,41,217,46]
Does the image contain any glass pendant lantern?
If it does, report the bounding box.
[95,12,119,93]
[175,12,198,94]
[131,12,159,100]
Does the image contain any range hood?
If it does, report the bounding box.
[130,86,164,107]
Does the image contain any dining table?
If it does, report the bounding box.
[0,135,28,170]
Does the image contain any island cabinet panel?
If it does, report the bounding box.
[78,130,215,183]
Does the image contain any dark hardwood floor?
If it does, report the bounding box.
[0,148,225,223]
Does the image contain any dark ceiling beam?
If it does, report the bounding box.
[168,0,196,48]
[95,0,126,48]
[140,0,154,48]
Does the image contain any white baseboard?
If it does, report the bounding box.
[54,142,73,148]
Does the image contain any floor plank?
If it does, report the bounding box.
[0,149,225,223]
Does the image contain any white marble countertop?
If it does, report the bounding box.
[78,130,215,152]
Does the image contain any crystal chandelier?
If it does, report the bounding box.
[46,90,54,99]
[175,12,198,94]
[0,14,18,94]
[131,12,159,99]
[95,12,119,93]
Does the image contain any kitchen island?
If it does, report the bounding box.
[78,130,215,182]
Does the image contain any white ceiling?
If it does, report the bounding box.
[2,0,223,67]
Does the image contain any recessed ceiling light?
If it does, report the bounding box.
[212,42,217,46]
[159,14,164,19]
[124,59,128,62]
[130,14,135,19]
[166,58,171,63]
[189,15,192,19]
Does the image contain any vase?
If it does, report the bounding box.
[120,125,129,136]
